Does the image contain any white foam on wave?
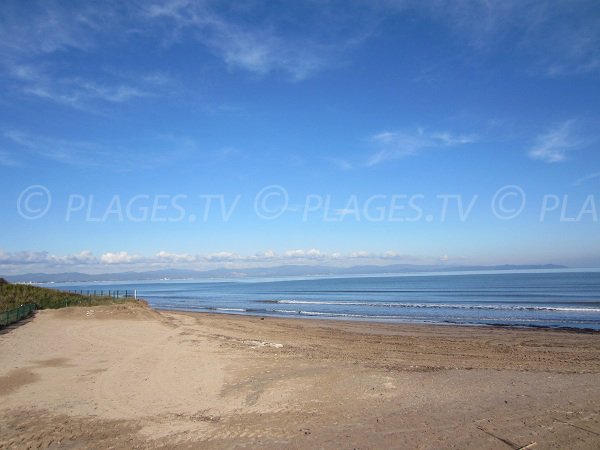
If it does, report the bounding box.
[273,309,409,319]
[273,300,600,313]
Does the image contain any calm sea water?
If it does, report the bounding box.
[49,270,600,330]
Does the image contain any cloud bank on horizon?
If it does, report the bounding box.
[0,0,599,274]
[0,248,429,273]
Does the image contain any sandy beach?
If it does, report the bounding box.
[1,303,599,449]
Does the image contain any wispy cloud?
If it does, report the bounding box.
[1,0,598,97]
[367,128,476,166]
[0,0,379,116]
[573,172,600,186]
[530,3,600,77]
[328,157,354,171]
[0,3,174,110]
[6,64,168,110]
[333,208,360,218]
[415,0,600,77]
[528,120,580,163]
[25,79,151,105]
[142,0,376,81]
[2,130,204,169]
[0,2,105,56]
[4,130,108,167]
[0,149,24,167]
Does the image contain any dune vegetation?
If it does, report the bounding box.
[0,279,135,312]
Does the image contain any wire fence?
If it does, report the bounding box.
[1,291,138,328]
[0,287,141,329]
[64,289,136,299]
[0,303,36,328]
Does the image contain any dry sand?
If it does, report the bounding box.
[1,303,599,449]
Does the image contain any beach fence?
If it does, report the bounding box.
[0,303,36,328]
[0,290,140,328]
[64,289,137,299]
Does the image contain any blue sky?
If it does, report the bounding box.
[0,0,599,274]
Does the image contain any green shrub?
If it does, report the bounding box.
[0,282,134,312]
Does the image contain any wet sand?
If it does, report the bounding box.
[1,303,599,449]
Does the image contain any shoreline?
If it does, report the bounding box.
[155,306,600,334]
[157,307,600,374]
[1,303,599,448]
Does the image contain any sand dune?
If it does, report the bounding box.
[1,303,599,449]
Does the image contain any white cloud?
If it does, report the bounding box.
[53,251,97,265]
[0,250,97,266]
[256,250,276,259]
[0,250,51,265]
[349,251,370,258]
[305,248,323,258]
[100,252,142,264]
[367,128,475,166]
[205,252,241,262]
[0,248,431,274]
[284,249,308,258]
[383,251,423,262]
[528,120,579,163]
[156,251,197,263]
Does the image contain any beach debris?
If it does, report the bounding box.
[85,310,95,317]
[475,425,525,449]
[171,411,220,423]
[244,340,283,349]
[552,417,600,436]
[517,443,537,450]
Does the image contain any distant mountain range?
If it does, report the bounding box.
[3,264,568,283]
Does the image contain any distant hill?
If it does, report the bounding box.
[3,264,568,283]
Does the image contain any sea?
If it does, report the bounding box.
[47,269,600,330]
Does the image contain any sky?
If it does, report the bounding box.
[0,0,599,275]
